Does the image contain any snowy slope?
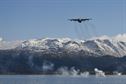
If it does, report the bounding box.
[1,34,126,57]
[16,34,126,57]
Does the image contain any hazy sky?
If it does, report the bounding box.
[0,0,125,40]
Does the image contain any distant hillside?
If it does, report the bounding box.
[0,49,126,74]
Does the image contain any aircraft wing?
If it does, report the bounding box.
[81,18,92,21]
[69,19,78,21]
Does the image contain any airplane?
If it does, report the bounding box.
[69,18,92,23]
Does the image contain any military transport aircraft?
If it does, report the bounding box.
[69,18,92,23]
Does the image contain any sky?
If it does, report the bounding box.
[0,0,126,41]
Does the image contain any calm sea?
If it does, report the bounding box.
[0,75,126,84]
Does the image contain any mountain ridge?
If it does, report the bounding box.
[1,34,126,57]
[17,37,126,57]
[0,34,126,74]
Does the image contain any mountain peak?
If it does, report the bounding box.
[1,34,126,57]
[17,34,126,57]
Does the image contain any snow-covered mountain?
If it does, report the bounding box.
[15,34,126,57]
[0,34,126,74]
[1,34,126,57]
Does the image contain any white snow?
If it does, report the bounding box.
[0,34,126,57]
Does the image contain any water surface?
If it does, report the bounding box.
[0,75,126,84]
